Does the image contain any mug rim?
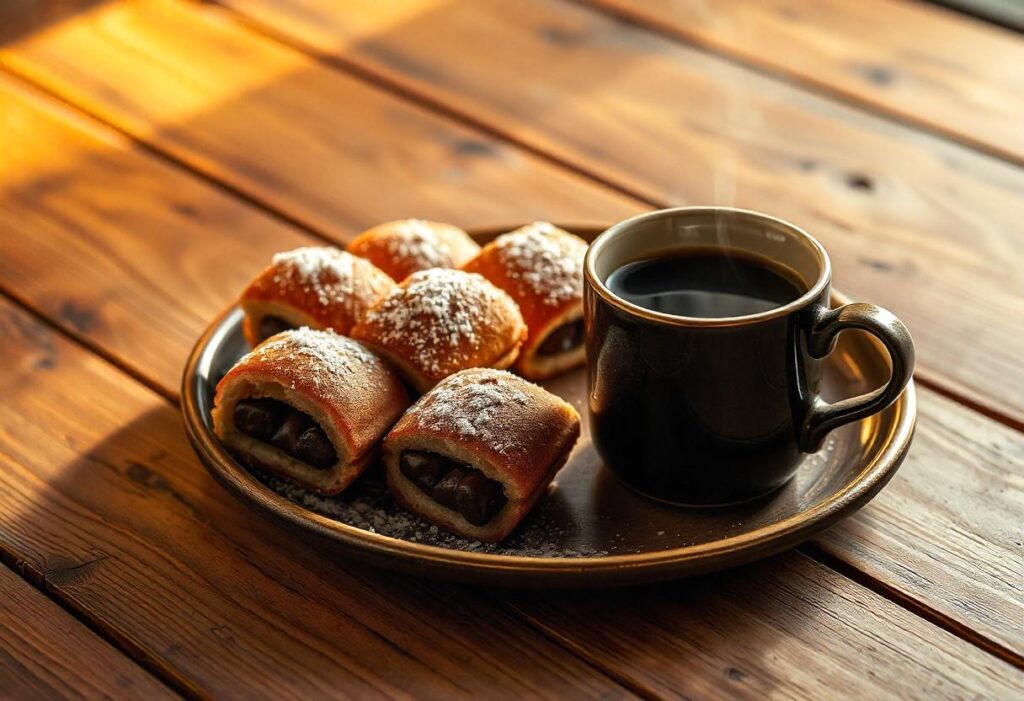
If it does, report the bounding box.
[584,206,832,327]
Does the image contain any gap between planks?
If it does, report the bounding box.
[566,0,1024,168]
[0,71,346,253]
[0,547,200,700]
[802,543,1024,669]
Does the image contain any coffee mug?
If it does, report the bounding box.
[584,207,915,506]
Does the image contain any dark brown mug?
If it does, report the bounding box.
[584,207,915,506]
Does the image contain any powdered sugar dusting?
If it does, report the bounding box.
[251,327,380,388]
[259,471,607,558]
[271,247,359,306]
[493,222,586,305]
[413,369,531,454]
[361,269,511,374]
[384,219,453,269]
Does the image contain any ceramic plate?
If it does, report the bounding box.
[181,226,915,586]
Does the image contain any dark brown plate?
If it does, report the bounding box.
[181,226,915,587]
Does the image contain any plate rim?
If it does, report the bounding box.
[180,225,917,584]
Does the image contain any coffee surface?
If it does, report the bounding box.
[606,250,804,318]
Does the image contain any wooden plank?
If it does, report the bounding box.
[507,554,1024,699]
[2,56,1024,663]
[818,389,1024,657]
[0,76,316,392]
[0,297,639,699]
[1,70,1022,665]
[0,565,177,701]
[160,0,1024,425]
[583,0,1024,162]
[0,0,639,238]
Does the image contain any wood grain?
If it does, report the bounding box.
[507,553,1024,699]
[0,564,176,700]
[583,0,1024,163]
[0,0,639,237]
[818,389,1024,657]
[1,71,1022,663]
[0,297,639,700]
[187,0,1024,425]
[1,295,1020,700]
[0,67,634,393]
[0,75,315,392]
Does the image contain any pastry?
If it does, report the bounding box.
[382,368,580,541]
[462,222,588,380]
[239,246,395,347]
[348,219,480,281]
[351,268,527,392]
[213,328,409,494]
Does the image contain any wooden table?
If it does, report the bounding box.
[0,1,1021,698]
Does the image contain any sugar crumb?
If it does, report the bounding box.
[384,219,452,269]
[413,369,532,454]
[259,471,607,558]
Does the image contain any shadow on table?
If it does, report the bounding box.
[10,390,804,696]
[0,0,108,46]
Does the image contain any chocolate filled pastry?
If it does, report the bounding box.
[348,219,481,282]
[351,268,527,392]
[239,246,395,347]
[213,328,409,494]
[383,368,580,541]
[462,222,588,380]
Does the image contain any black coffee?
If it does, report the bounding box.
[606,250,804,318]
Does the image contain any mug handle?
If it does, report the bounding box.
[801,302,915,451]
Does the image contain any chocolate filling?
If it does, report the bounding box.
[537,319,584,356]
[400,450,507,526]
[234,398,337,470]
[258,315,293,342]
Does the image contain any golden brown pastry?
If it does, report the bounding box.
[351,268,527,393]
[462,222,587,380]
[348,219,480,281]
[383,368,580,542]
[239,246,395,347]
[213,328,409,495]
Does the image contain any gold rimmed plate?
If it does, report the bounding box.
[181,226,915,587]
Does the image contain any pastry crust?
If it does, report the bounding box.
[348,219,481,282]
[351,269,527,393]
[462,222,587,380]
[240,247,395,347]
[213,328,409,494]
[382,368,581,542]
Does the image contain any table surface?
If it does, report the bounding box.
[0,1,1021,698]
